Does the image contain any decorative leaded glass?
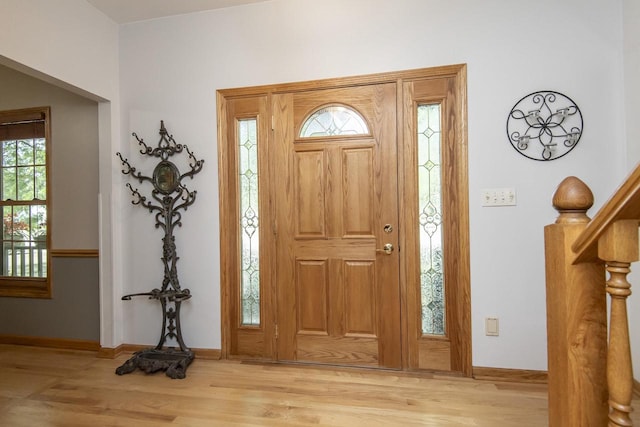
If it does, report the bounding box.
[299,105,369,137]
[238,119,260,326]
[417,104,445,335]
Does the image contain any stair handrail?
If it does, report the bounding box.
[571,163,640,264]
[546,162,640,427]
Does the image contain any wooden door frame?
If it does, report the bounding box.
[217,64,470,375]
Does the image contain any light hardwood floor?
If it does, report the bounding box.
[0,344,633,426]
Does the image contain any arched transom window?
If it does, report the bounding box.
[299,105,369,138]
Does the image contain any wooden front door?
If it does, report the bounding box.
[273,83,402,368]
[218,65,470,375]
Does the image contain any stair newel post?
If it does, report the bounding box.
[545,176,608,427]
[598,219,638,427]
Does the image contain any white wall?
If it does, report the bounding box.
[0,0,123,347]
[118,0,626,370]
[623,0,640,378]
[0,0,117,100]
[0,0,630,371]
[625,0,640,169]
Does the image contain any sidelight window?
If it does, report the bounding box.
[417,104,445,335]
[238,118,260,325]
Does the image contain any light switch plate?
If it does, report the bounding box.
[481,188,517,207]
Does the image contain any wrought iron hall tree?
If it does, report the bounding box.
[115,121,204,379]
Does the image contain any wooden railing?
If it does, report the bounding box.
[3,244,47,277]
[545,164,640,426]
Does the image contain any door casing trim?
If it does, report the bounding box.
[217,64,470,375]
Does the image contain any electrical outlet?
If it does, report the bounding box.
[481,188,517,207]
[485,317,499,336]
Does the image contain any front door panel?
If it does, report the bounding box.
[273,83,401,368]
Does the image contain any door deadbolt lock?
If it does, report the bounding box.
[383,224,393,233]
[376,243,394,255]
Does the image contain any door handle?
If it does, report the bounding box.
[376,243,394,255]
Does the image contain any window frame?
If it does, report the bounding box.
[0,106,51,298]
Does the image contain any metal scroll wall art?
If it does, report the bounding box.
[115,121,204,379]
[507,90,583,161]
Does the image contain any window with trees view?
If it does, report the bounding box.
[0,107,50,298]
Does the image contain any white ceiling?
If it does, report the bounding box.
[86,0,268,24]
